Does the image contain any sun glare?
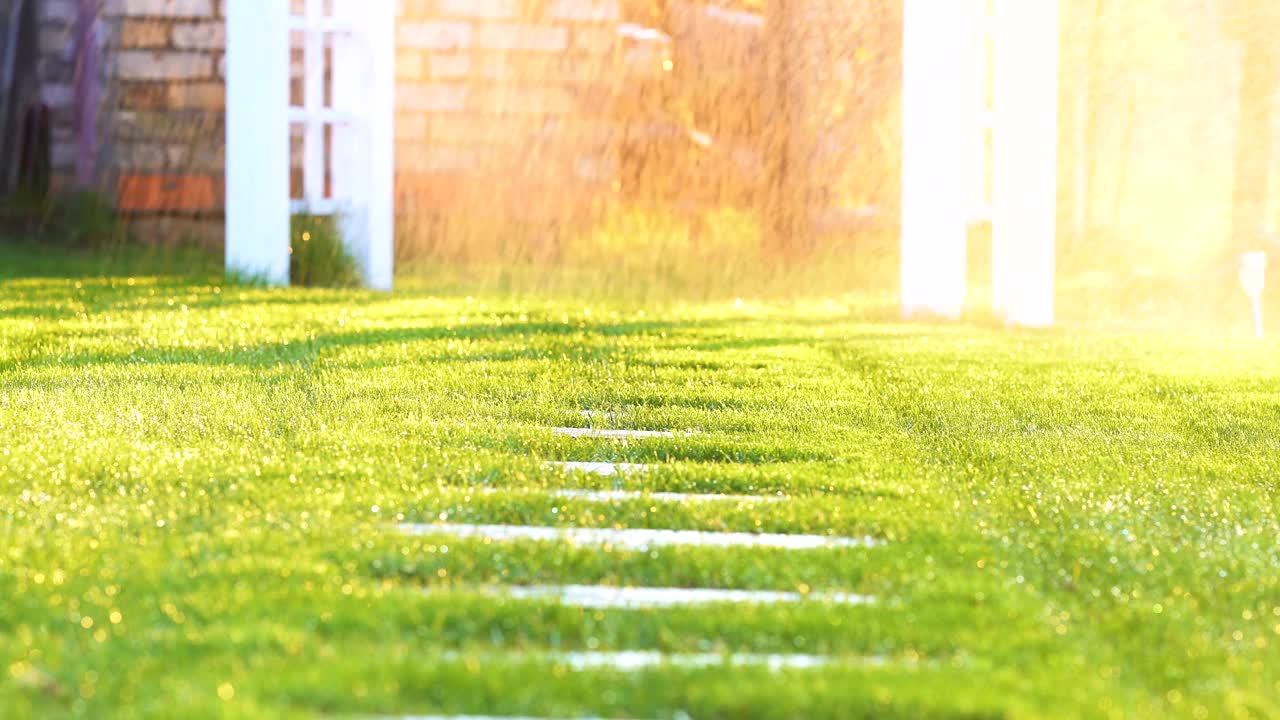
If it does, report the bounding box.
[991,0,1059,327]
[902,0,1058,326]
[900,0,977,320]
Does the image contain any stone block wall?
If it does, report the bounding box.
[20,0,227,243]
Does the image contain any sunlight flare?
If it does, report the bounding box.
[991,0,1059,327]
[900,0,980,319]
[1240,251,1267,338]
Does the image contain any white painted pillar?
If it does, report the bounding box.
[901,0,983,319]
[964,15,994,225]
[991,0,1059,326]
[225,0,290,285]
[333,0,396,291]
[302,0,326,213]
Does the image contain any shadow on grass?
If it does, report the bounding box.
[0,238,1043,380]
[0,316,750,373]
[3,308,969,377]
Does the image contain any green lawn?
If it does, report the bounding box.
[2,246,1280,719]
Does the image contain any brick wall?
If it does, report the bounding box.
[34,0,100,188]
[102,0,226,246]
[26,0,895,258]
[24,0,643,250]
[394,0,628,242]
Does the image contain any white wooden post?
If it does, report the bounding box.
[225,0,290,285]
[967,16,994,225]
[901,0,982,319]
[302,0,326,214]
[332,0,395,291]
[991,0,1059,326]
[228,1,393,290]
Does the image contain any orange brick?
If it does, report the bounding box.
[397,50,427,80]
[395,174,463,212]
[573,26,616,54]
[395,172,595,220]
[167,82,225,109]
[398,0,434,20]
[120,19,170,49]
[117,174,221,212]
[120,83,169,110]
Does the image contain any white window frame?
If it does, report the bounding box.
[225,0,395,290]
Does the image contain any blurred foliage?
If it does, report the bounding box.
[290,214,362,288]
[395,206,899,302]
[0,189,128,251]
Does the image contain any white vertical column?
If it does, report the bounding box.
[901,0,983,319]
[965,14,994,224]
[225,0,290,285]
[303,0,326,210]
[332,0,395,291]
[363,0,396,291]
[991,0,1059,326]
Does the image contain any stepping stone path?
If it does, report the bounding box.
[551,488,781,504]
[552,427,681,440]
[545,460,652,476]
[430,650,865,671]
[400,523,878,550]
[393,713,653,720]
[431,584,875,609]
[546,462,784,502]
[393,416,884,717]
[471,650,842,671]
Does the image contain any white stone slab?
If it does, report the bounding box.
[449,584,873,609]
[458,483,774,504]
[551,489,778,504]
[451,485,774,505]
[392,716,623,720]
[545,463,781,502]
[398,523,879,549]
[556,651,846,670]
[546,461,652,476]
[429,650,855,672]
[552,428,680,440]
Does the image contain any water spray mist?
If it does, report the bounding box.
[1239,251,1267,338]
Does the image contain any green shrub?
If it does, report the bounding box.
[0,189,126,250]
[290,213,361,288]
